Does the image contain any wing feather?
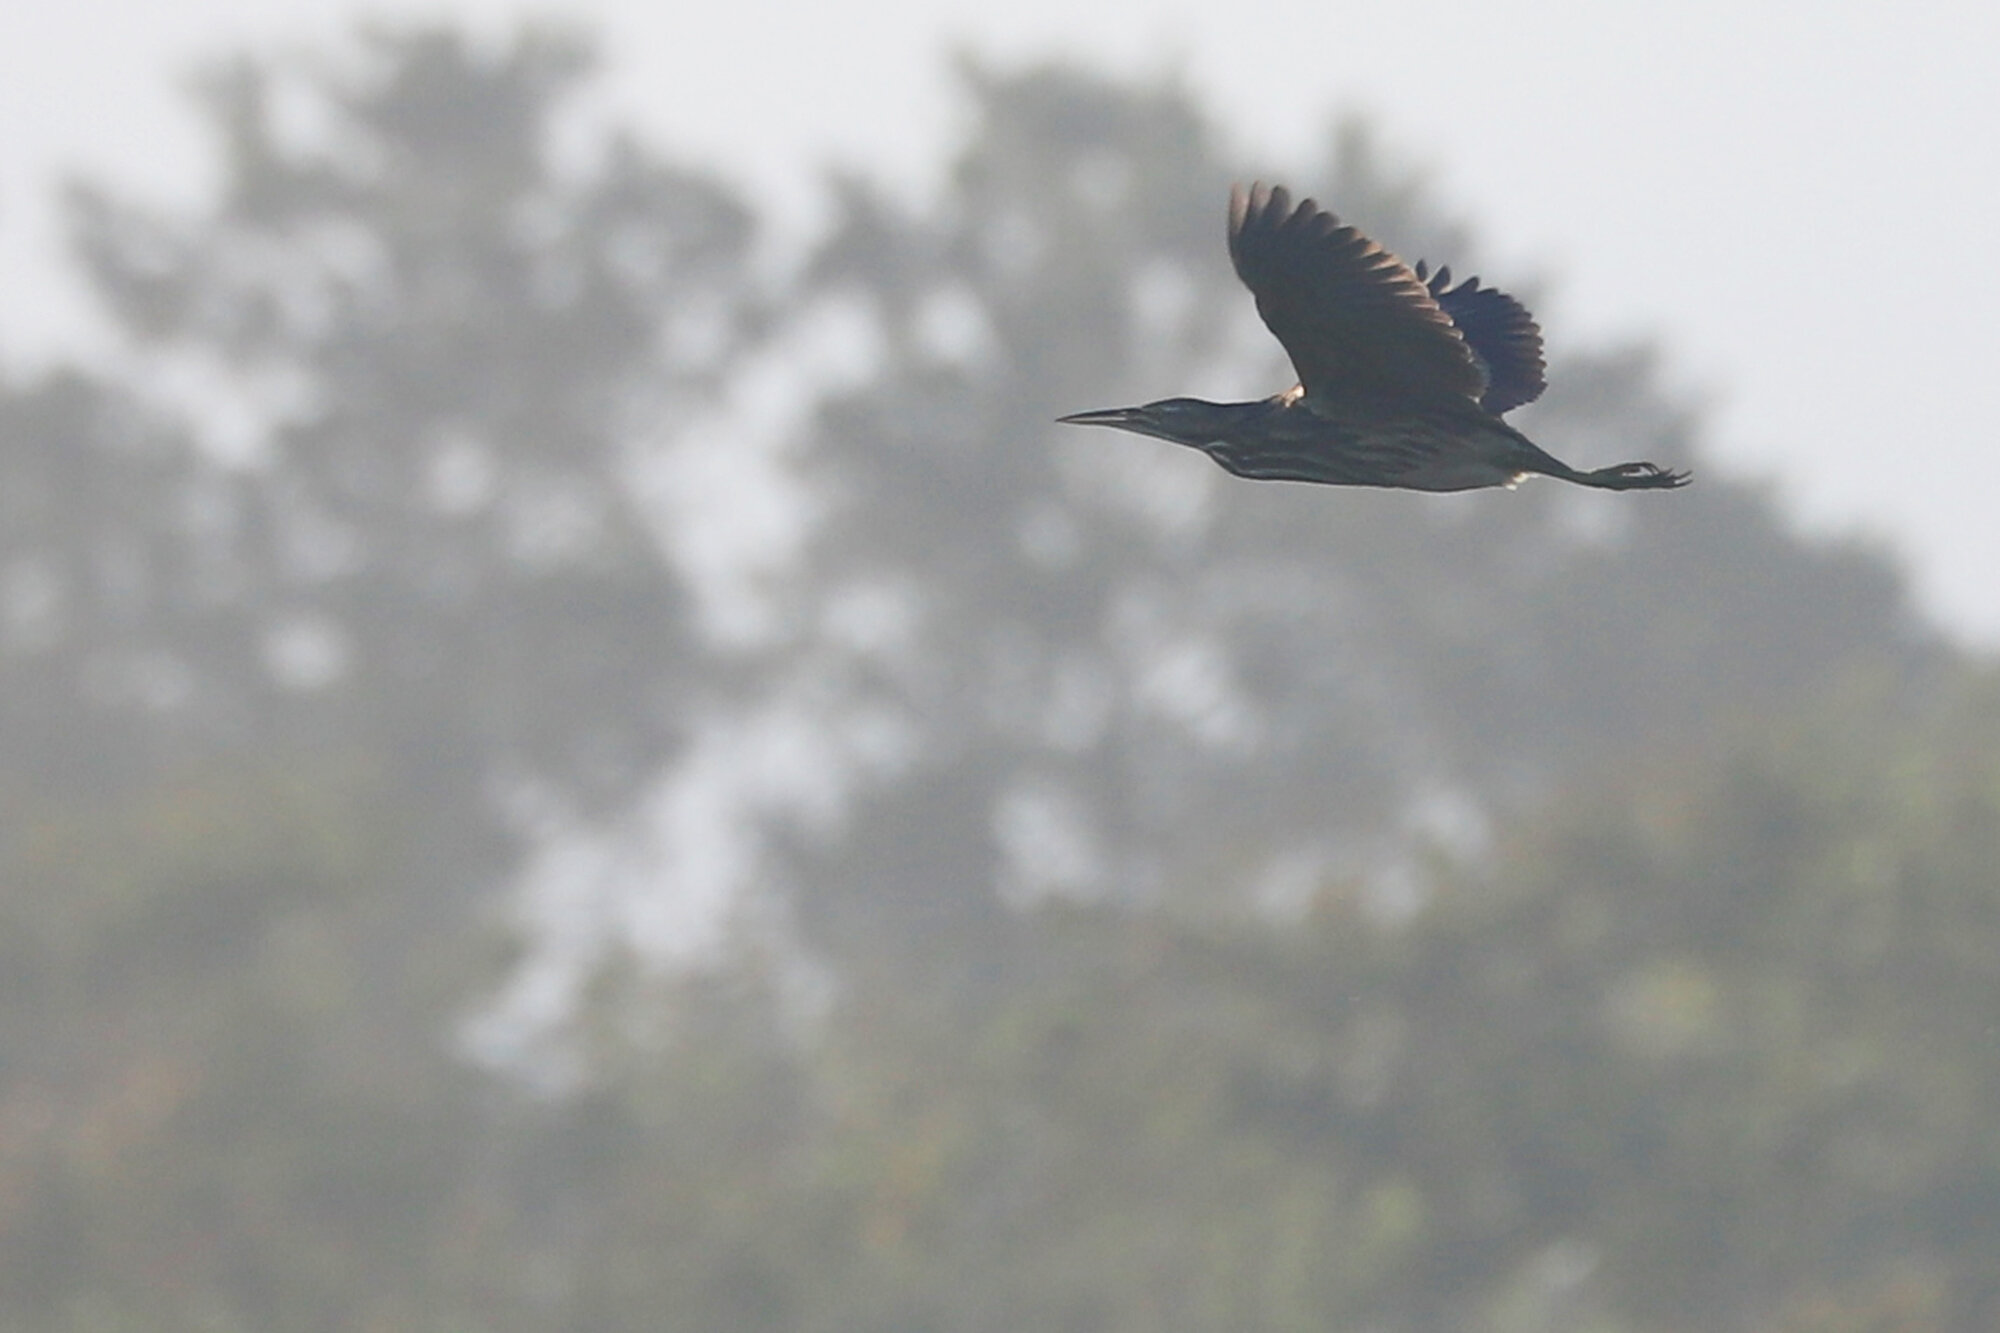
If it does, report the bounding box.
[1227,183,1484,404]
[1415,260,1547,415]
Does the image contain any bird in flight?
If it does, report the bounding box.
[1059,183,1689,493]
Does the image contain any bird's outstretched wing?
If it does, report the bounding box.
[1414,261,1547,415]
[1228,183,1483,405]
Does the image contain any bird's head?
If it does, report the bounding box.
[1056,398,1234,448]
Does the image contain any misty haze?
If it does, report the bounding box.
[0,21,1995,1333]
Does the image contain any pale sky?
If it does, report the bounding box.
[5,1,1998,642]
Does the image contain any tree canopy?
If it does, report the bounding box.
[0,22,1985,1333]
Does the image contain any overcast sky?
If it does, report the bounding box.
[4,1,1997,641]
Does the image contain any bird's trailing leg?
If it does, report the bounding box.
[1561,461,1692,491]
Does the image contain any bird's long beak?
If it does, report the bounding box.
[1056,407,1139,428]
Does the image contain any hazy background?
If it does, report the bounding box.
[2,4,1998,1331]
[5,1,1999,637]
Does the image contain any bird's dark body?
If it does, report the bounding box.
[1059,184,1688,494]
[1141,392,1575,492]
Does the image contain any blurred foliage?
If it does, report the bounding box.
[780,57,1932,986]
[473,668,2000,1333]
[532,668,2000,1333]
[0,18,1990,1333]
[0,754,489,1329]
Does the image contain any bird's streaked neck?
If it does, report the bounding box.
[1057,397,1278,448]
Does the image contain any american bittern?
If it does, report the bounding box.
[1059,183,1688,493]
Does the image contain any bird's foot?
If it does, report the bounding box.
[1585,461,1692,490]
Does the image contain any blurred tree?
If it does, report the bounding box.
[0,758,496,1329]
[1412,666,2000,1332]
[774,60,1936,996]
[0,22,764,1330]
[0,20,1987,1333]
[556,666,1999,1333]
[0,371,210,791]
[57,24,755,872]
